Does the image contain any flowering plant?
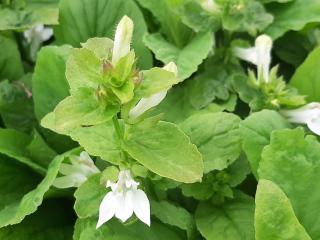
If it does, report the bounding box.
[0,0,320,240]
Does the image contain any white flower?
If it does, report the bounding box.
[53,151,100,188]
[96,170,150,228]
[129,62,178,119]
[23,24,53,61]
[201,0,220,13]
[112,16,134,65]
[234,34,273,82]
[281,102,320,135]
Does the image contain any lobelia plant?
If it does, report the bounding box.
[2,0,320,239]
[41,15,203,228]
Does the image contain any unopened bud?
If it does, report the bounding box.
[112,16,134,66]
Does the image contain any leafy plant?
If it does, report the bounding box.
[1,0,320,239]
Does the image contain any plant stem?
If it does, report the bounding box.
[112,115,123,139]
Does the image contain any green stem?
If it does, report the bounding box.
[112,116,123,139]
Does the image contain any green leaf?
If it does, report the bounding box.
[180,0,221,32]
[74,218,183,240]
[143,31,214,81]
[189,70,230,109]
[26,130,56,169]
[55,0,152,69]
[0,200,73,240]
[0,2,59,30]
[151,200,195,239]
[0,157,41,212]
[42,88,119,134]
[136,0,193,47]
[74,174,106,218]
[0,78,36,133]
[240,110,290,178]
[0,152,64,227]
[32,45,76,152]
[265,0,320,39]
[123,121,203,183]
[136,67,179,98]
[255,180,312,240]
[259,128,320,239]
[221,0,273,36]
[0,129,47,174]
[290,47,320,102]
[66,48,102,93]
[195,192,255,240]
[69,122,122,165]
[180,112,241,173]
[33,45,71,120]
[81,37,113,59]
[0,35,23,80]
[180,156,250,201]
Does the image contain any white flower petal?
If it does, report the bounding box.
[132,189,150,226]
[112,16,134,65]
[96,192,117,228]
[53,174,86,189]
[40,27,53,41]
[234,47,257,65]
[115,192,134,222]
[59,163,83,176]
[163,62,178,76]
[307,117,320,136]
[281,103,320,124]
[129,91,167,119]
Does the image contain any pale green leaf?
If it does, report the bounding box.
[143,31,214,81]
[266,0,320,39]
[136,67,179,98]
[180,112,241,173]
[69,122,122,165]
[255,180,311,240]
[259,128,320,239]
[74,174,106,218]
[42,88,118,134]
[123,121,203,183]
[290,47,320,102]
[0,2,58,30]
[151,200,195,239]
[196,193,255,240]
[239,110,290,178]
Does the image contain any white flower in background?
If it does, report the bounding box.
[234,34,273,82]
[97,170,150,228]
[23,24,53,61]
[53,151,100,188]
[281,102,320,136]
[129,62,178,119]
[112,16,134,65]
[201,0,220,13]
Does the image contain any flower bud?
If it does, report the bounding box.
[112,16,134,65]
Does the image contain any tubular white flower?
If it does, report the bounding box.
[112,16,134,65]
[53,151,100,188]
[129,62,178,119]
[201,0,220,13]
[96,170,150,228]
[281,102,320,136]
[234,34,273,82]
[23,24,53,61]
